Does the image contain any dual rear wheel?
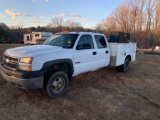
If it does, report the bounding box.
[116,58,130,73]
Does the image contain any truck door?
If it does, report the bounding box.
[73,34,97,75]
[94,35,110,68]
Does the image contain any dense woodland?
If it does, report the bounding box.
[0,0,160,47]
[97,0,160,48]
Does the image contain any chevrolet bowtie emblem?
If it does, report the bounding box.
[5,59,9,63]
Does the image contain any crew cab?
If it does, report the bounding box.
[0,32,136,98]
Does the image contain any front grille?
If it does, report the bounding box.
[3,54,19,69]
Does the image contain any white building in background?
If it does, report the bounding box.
[24,32,53,44]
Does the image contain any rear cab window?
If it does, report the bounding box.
[94,35,107,48]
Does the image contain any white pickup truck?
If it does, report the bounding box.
[0,32,136,98]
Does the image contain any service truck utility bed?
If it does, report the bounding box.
[109,43,136,67]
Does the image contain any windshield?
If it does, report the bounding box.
[43,33,79,48]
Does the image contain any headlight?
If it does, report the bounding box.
[19,57,33,64]
[18,65,32,71]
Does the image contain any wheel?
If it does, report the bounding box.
[121,58,130,73]
[45,71,69,98]
[116,66,121,72]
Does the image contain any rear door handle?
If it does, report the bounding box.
[106,51,109,54]
[93,52,97,55]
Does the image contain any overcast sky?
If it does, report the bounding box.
[0,0,125,28]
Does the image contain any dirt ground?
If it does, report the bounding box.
[0,44,160,120]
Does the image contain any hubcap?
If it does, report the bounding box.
[52,77,65,93]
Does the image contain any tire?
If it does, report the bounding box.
[121,58,130,73]
[116,66,121,72]
[45,71,69,98]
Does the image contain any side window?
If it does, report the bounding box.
[35,34,39,37]
[95,35,107,48]
[27,36,30,41]
[76,35,94,50]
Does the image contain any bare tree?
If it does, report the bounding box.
[50,17,64,27]
[146,0,154,31]
[102,0,160,47]
[128,0,147,44]
[64,21,82,31]
[103,15,117,33]
[95,22,104,33]
[154,0,160,29]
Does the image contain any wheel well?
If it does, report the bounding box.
[43,63,72,88]
[126,55,131,61]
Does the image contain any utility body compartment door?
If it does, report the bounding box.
[132,43,136,61]
[109,43,136,66]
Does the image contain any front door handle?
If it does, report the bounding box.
[93,52,97,55]
[106,51,109,54]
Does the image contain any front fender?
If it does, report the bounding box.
[42,59,74,76]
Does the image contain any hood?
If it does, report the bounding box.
[4,45,64,58]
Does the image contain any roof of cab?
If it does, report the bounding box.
[59,31,104,36]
